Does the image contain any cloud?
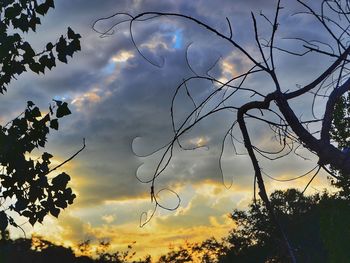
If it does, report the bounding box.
[3,0,340,260]
[111,50,135,63]
[25,182,243,259]
[71,86,114,111]
[101,214,116,224]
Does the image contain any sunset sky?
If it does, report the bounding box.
[3,0,337,259]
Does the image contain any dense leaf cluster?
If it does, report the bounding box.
[221,189,350,263]
[330,92,350,197]
[331,92,350,149]
[0,0,81,230]
[0,233,151,263]
[0,100,74,231]
[0,0,81,93]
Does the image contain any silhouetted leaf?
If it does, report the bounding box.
[56,102,71,118]
[46,42,53,51]
[15,198,28,211]
[50,207,60,218]
[50,119,58,130]
[67,27,75,39]
[27,101,35,107]
[5,3,21,19]
[52,172,70,190]
[42,152,53,161]
[31,106,41,117]
[36,3,50,15]
[29,216,36,226]
[0,211,8,231]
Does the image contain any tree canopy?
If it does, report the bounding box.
[0,0,81,92]
[0,0,81,232]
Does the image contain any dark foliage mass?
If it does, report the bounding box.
[222,189,350,263]
[0,232,151,263]
[0,0,81,231]
[156,189,350,263]
[0,0,81,93]
[330,92,350,198]
[1,188,349,263]
[0,100,76,230]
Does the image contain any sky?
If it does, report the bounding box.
[2,0,341,259]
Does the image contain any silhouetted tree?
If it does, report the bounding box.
[158,238,225,263]
[0,0,82,233]
[155,189,350,262]
[0,234,151,263]
[94,1,350,261]
[220,189,350,263]
[330,92,350,198]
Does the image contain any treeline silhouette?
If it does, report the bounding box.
[0,233,151,263]
[1,188,349,263]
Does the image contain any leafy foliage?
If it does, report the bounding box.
[153,189,350,263]
[0,0,81,93]
[0,101,75,230]
[330,92,350,149]
[0,233,151,263]
[330,92,350,197]
[0,0,81,230]
[158,238,225,263]
[220,189,350,263]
